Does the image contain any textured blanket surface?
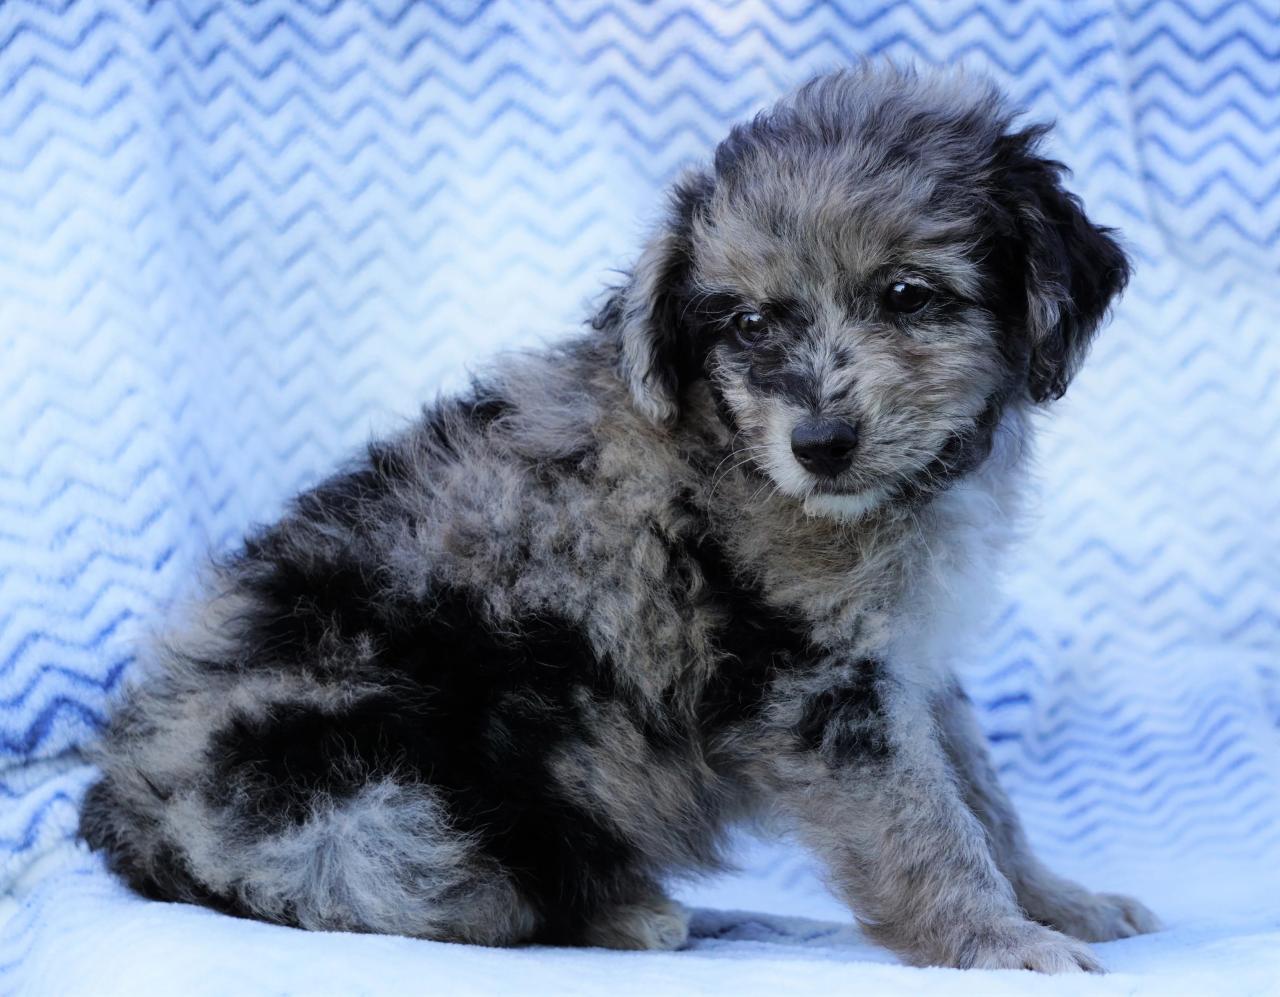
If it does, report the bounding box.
[3,1,1280,993]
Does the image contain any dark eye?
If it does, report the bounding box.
[733,310,766,343]
[883,281,933,314]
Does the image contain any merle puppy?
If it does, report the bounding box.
[81,65,1160,971]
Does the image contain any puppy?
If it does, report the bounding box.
[80,64,1160,971]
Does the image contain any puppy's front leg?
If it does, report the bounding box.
[766,658,1100,972]
[933,682,1161,942]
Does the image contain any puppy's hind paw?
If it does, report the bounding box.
[581,897,690,951]
[960,919,1103,974]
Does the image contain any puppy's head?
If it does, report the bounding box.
[603,65,1130,518]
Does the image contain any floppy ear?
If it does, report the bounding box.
[996,126,1132,403]
[594,173,711,425]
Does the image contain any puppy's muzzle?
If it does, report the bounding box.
[790,418,858,478]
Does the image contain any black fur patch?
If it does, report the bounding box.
[743,344,816,406]
[208,696,408,829]
[591,173,715,417]
[989,124,1131,403]
[795,660,891,766]
[689,293,820,407]
[891,395,1006,505]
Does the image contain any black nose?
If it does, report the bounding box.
[790,419,858,478]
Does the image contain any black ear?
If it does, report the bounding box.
[594,172,711,425]
[995,126,1132,403]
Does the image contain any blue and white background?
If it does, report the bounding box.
[2,1,1279,993]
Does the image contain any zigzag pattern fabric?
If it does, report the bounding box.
[3,1,1279,991]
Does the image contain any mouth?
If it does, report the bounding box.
[804,477,859,495]
[795,456,883,497]
[801,487,888,521]
[783,459,889,521]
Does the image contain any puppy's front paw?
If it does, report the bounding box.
[1066,891,1162,942]
[1020,877,1162,942]
[959,919,1103,974]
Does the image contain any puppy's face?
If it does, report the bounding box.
[608,67,1131,517]
[687,164,1012,517]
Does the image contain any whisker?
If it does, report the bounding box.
[708,442,772,499]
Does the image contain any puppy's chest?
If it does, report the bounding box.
[668,525,900,729]
[708,511,916,651]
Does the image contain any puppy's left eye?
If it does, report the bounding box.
[733,311,767,343]
[882,281,933,314]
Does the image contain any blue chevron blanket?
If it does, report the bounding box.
[3,1,1280,993]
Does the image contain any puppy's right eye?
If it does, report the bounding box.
[733,311,766,343]
[883,281,933,315]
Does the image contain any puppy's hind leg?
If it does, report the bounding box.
[203,693,546,946]
[933,683,1162,942]
[87,677,542,946]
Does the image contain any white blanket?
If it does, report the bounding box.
[4,1,1280,992]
